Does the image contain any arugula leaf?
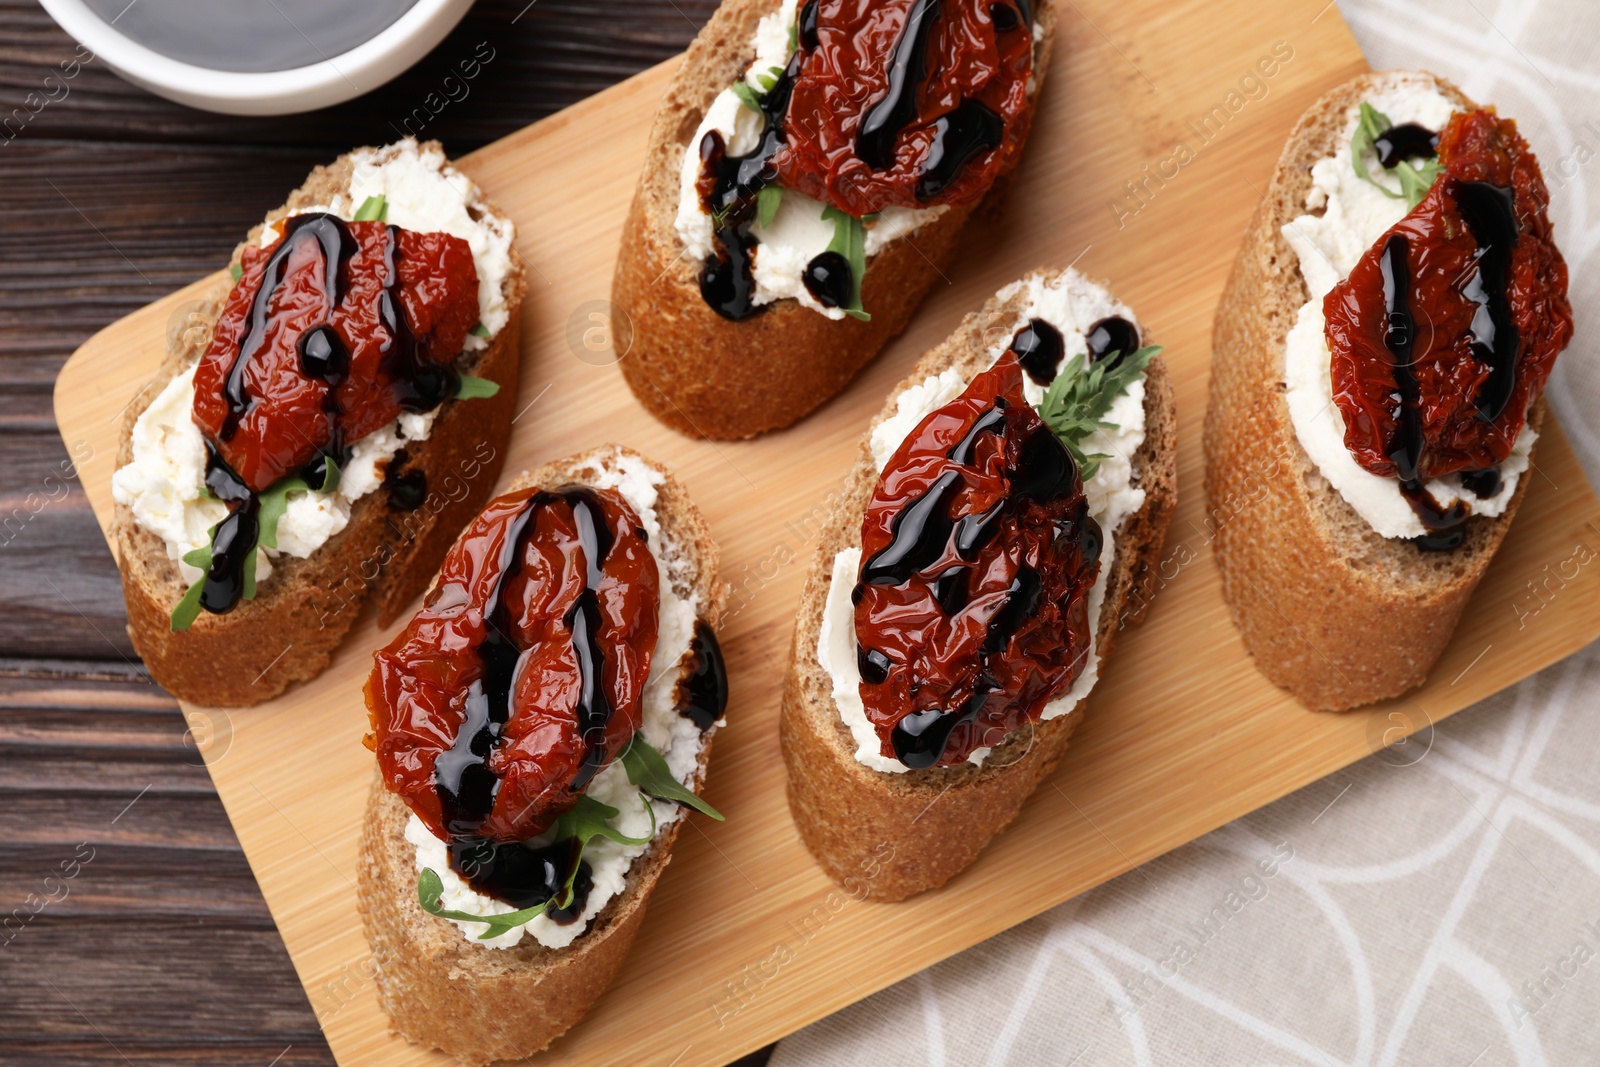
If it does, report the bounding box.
[317,455,341,496]
[229,263,243,283]
[821,205,871,323]
[787,9,799,54]
[731,80,763,112]
[756,183,783,229]
[352,194,388,222]
[455,375,500,400]
[620,735,724,820]
[1350,101,1438,209]
[470,322,491,339]
[1036,346,1162,481]
[417,867,554,940]
[170,543,213,632]
[256,475,311,552]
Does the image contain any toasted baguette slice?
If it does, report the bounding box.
[781,271,1177,902]
[358,446,726,1066]
[114,142,525,707]
[612,0,1060,440]
[1204,72,1543,713]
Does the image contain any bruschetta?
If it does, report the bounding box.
[613,0,1058,439]
[782,268,1176,901]
[111,139,525,706]
[357,446,727,1064]
[1205,71,1573,711]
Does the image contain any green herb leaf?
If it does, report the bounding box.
[821,205,871,323]
[1350,100,1439,209]
[756,183,783,229]
[229,263,243,283]
[731,80,763,112]
[352,194,388,222]
[170,542,213,632]
[455,375,500,400]
[417,867,554,940]
[620,735,724,820]
[317,456,341,496]
[1394,156,1442,209]
[787,10,799,54]
[1036,345,1162,481]
[470,322,491,339]
[257,475,310,553]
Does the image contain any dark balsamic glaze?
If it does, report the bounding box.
[797,0,819,50]
[989,1,1020,32]
[860,470,962,585]
[1012,320,1066,385]
[447,835,591,922]
[1460,467,1502,499]
[916,99,1003,201]
[857,644,892,685]
[857,0,942,172]
[1085,316,1141,369]
[947,399,1008,464]
[296,323,350,491]
[198,444,256,614]
[1374,123,1439,168]
[858,392,1091,768]
[697,53,801,321]
[435,486,618,909]
[382,449,428,511]
[199,497,262,614]
[1377,234,1471,551]
[1454,180,1521,422]
[802,250,854,308]
[677,622,729,732]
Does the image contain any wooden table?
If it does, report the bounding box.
[0,4,764,1063]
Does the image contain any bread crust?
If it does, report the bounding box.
[112,143,526,708]
[357,446,726,1066]
[780,272,1177,902]
[611,0,1059,440]
[1203,72,1542,712]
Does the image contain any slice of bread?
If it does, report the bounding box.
[781,272,1177,902]
[1204,71,1543,713]
[113,143,526,708]
[357,446,726,1066]
[611,0,1060,440]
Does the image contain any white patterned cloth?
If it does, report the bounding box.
[772,2,1600,1063]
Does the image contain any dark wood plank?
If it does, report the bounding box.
[0,3,775,1065]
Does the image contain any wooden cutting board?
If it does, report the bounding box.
[52,1,1600,1063]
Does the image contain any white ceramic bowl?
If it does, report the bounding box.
[39,0,475,116]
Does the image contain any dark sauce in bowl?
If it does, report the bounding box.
[82,0,421,73]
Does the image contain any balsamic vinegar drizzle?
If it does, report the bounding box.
[433,486,620,913]
[857,0,943,171]
[915,99,1003,201]
[194,214,462,617]
[1012,320,1065,385]
[1378,235,1471,551]
[382,448,428,511]
[1374,123,1439,168]
[677,621,730,732]
[856,396,1089,768]
[802,250,853,308]
[1085,316,1140,369]
[697,53,800,321]
[1454,180,1521,422]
